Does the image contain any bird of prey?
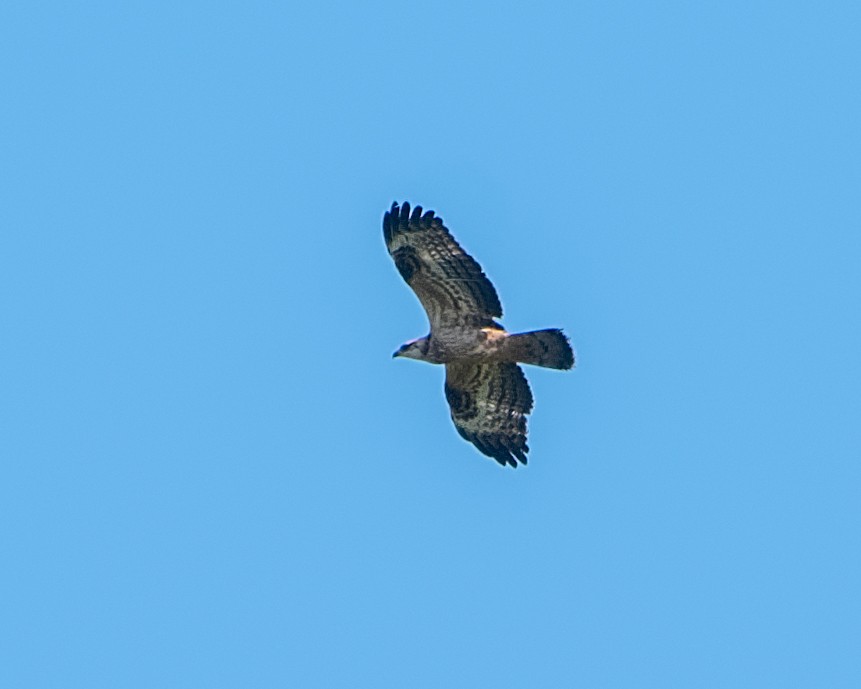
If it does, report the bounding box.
[384,201,575,467]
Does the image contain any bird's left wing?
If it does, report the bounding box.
[383,201,502,330]
[444,362,534,467]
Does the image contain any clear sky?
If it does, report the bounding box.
[2,1,859,687]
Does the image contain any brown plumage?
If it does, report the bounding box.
[385,201,575,467]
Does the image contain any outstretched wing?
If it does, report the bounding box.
[444,362,534,467]
[383,201,502,330]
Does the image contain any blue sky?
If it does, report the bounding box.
[2,1,859,687]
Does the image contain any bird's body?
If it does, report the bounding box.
[398,326,507,365]
[385,201,574,467]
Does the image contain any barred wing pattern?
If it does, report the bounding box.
[444,362,534,467]
[383,202,502,329]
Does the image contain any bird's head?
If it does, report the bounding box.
[393,336,431,361]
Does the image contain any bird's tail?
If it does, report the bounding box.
[502,329,575,370]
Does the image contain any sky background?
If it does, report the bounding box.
[2,1,860,687]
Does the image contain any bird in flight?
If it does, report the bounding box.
[384,201,575,467]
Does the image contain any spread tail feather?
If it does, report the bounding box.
[503,329,575,370]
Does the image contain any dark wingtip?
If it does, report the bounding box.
[383,202,396,245]
[478,435,529,468]
[385,200,444,247]
[385,201,414,245]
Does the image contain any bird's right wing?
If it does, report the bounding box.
[444,361,534,467]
